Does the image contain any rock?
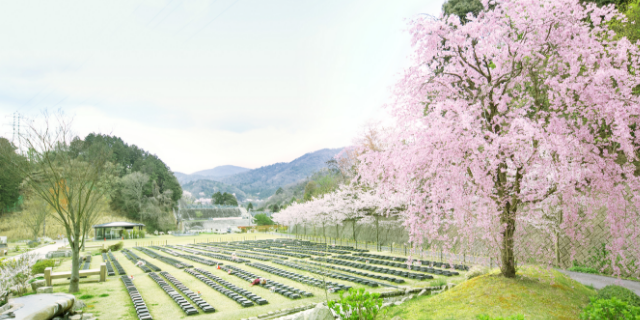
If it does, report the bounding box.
[394,301,403,306]
[418,289,427,296]
[275,303,333,320]
[382,302,393,308]
[69,315,82,320]
[37,286,53,293]
[81,313,94,319]
[306,303,332,320]
[31,279,46,292]
[72,299,87,311]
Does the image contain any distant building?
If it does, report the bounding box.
[195,198,212,204]
[93,221,145,240]
[178,205,253,233]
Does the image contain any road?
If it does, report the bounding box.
[558,269,640,296]
[7,240,65,261]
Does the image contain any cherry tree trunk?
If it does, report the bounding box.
[500,204,516,278]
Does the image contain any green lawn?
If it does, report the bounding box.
[48,233,463,320]
[386,265,596,320]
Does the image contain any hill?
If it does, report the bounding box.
[192,165,250,178]
[219,148,343,198]
[173,172,208,184]
[174,166,251,184]
[180,179,247,202]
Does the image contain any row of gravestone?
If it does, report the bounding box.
[303,258,408,283]
[270,248,331,256]
[344,255,460,276]
[135,247,192,269]
[108,252,126,275]
[272,259,383,288]
[235,250,289,261]
[230,251,271,261]
[184,268,260,307]
[314,257,435,280]
[122,249,160,272]
[148,272,199,315]
[247,262,351,292]
[159,271,216,313]
[151,246,220,266]
[194,267,268,306]
[223,264,313,299]
[121,275,153,320]
[102,253,116,276]
[353,253,469,271]
[251,248,309,259]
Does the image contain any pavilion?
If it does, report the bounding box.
[93,221,145,240]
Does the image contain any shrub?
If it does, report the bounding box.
[466,265,489,280]
[27,240,40,248]
[328,287,385,320]
[108,241,123,251]
[79,294,94,299]
[31,259,55,274]
[597,285,640,308]
[568,266,600,275]
[432,278,448,287]
[580,297,640,319]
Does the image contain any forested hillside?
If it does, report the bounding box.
[219,148,343,198]
[78,134,182,231]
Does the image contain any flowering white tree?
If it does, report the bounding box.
[273,184,407,250]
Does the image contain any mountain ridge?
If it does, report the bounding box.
[177,148,343,200]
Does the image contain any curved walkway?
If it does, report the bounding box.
[8,240,64,261]
[559,269,640,295]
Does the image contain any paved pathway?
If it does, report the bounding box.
[8,240,64,261]
[559,269,640,296]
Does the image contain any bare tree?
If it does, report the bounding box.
[80,195,110,251]
[11,114,114,293]
[21,196,50,240]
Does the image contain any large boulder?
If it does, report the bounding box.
[3,293,75,320]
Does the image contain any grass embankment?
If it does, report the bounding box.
[387,266,596,320]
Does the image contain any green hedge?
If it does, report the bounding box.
[597,285,640,307]
[31,259,55,274]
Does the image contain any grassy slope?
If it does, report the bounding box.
[387,266,596,320]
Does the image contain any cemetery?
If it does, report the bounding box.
[1,233,467,319]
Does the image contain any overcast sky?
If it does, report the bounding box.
[0,0,444,174]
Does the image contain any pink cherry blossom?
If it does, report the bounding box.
[356,0,640,277]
